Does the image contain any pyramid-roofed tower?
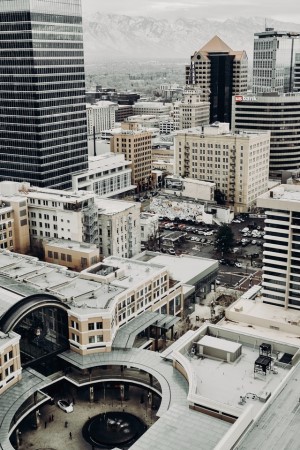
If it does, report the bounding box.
[185,35,248,125]
[200,35,233,53]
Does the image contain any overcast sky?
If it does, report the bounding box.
[82,0,300,24]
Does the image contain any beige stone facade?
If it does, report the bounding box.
[110,122,152,188]
[175,123,270,212]
[44,239,99,271]
[0,332,22,395]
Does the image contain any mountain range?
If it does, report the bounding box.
[83,14,300,65]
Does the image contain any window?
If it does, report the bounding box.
[67,254,72,262]
[48,251,53,258]
[71,320,78,330]
[71,333,79,342]
[61,253,66,261]
[89,336,95,344]
[54,252,58,259]
[88,323,94,331]
[96,322,103,329]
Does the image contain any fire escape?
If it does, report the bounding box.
[229,149,236,205]
[82,204,99,244]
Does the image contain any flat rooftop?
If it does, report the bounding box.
[44,239,98,253]
[134,252,218,285]
[48,277,125,311]
[95,196,138,214]
[234,362,300,450]
[103,256,165,288]
[222,296,300,347]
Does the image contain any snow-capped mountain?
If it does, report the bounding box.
[82,14,300,65]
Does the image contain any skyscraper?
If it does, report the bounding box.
[185,36,248,124]
[257,185,300,310]
[252,29,300,94]
[232,93,300,176]
[0,0,88,189]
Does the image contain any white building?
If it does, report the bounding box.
[132,102,172,116]
[173,87,210,131]
[164,176,215,202]
[174,123,270,213]
[72,153,135,198]
[95,197,141,259]
[257,184,300,310]
[0,182,141,260]
[86,101,118,138]
[140,212,159,243]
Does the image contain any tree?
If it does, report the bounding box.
[214,189,226,205]
[214,225,235,255]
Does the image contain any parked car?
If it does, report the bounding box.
[235,262,242,268]
[168,248,176,255]
[232,219,241,223]
[251,240,257,245]
[57,400,73,413]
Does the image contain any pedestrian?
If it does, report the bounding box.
[69,431,72,440]
[65,421,68,428]
[44,421,47,429]
[51,414,54,421]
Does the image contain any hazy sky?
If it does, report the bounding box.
[82,0,300,24]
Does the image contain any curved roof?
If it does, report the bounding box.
[0,293,69,333]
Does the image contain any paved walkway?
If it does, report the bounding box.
[19,387,157,450]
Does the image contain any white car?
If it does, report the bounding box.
[241,227,249,233]
[235,262,242,268]
[57,400,73,413]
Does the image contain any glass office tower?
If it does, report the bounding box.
[253,29,300,94]
[0,0,88,189]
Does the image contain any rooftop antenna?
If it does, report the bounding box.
[265,18,267,31]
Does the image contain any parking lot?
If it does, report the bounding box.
[150,215,266,290]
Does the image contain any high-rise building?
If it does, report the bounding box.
[252,29,300,94]
[110,123,152,189]
[86,101,117,140]
[174,123,270,213]
[0,0,88,189]
[257,185,300,309]
[173,87,210,130]
[232,93,300,176]
[185,36,248,124]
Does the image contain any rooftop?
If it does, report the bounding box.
[134,252,218,285]
[102,256,166,289]
[44,239,98,254]
[95,196,139,214]
[257,184,300,208]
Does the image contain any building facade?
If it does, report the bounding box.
[0,0,88,189]
[86,101,117,139]
[110,123,152,188]
[72,153,135,198]
[257,185,300,309]
[43,239,99,271]
[185,36,248,124]
[95,198,141,259]
[174,123,270,212]
[173,87,210,131]
[132,102,172,116]
[232,93,300,175]
[252,29,300,94]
